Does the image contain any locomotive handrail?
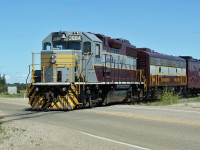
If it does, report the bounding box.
[26,64,31,85]
[30,63,145,83]
[30,63,81,83]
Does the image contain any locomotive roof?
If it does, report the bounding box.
[84,32,102,42]
[44,31,102,43]
[138,48,185,62]
[95,33,136,48]
[180,56,200,62]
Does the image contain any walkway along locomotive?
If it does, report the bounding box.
[26,31,145,110]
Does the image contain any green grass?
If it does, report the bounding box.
[0,122,4,133]
[0,92,26,98]
[158,91,179,105]
[145,91,200,106]
[145,91,179,106]
[194,97,200,102]
[178,96,200,103]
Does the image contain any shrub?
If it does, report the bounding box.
[157,90,179,105]
[194,97,200,102]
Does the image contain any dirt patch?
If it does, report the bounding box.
[1,120,12,144]
[0,120,65,150]
[0,120,124,150]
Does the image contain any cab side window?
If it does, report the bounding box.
[44,42,51,50]
[95,44,100,57]
[83,42,91,53]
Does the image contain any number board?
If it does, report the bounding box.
[68,35,82,41]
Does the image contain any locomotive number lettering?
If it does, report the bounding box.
[174,78,180,82]
[68,35,82,41]
[161,78,169,83]
[152,78,156,82]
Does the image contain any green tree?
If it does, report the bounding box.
[0,74,7,93]
[7,83,26,93]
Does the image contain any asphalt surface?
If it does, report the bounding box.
[0,98,200,150]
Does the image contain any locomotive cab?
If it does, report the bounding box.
[40,31,103,83]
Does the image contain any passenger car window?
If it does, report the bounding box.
[159,67,161,73]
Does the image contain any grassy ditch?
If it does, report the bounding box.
[178,96,200,105]
[0,122,4,133]
[145,90,200,106]
[157,90,179,105]
[146,91,179,106]
[0,91,26,98]
[194,97,200,102]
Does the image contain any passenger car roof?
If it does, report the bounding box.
[139,48,185,62]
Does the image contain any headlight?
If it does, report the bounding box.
[51,54,56,64]
[51,59,56,64]
[51,54,56,59]
[62,87,67,92]
[35,87,39,92]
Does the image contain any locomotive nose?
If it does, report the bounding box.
[41,51,78,83]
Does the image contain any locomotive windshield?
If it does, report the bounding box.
[53,41,81,50]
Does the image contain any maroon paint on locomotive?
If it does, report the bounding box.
[93,34,139,83]
[183,57,200,88]
[95,34,137,57]
[94,66,139,82]
[108,38,122,49]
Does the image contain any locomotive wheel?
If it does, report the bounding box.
[82,98,86,107]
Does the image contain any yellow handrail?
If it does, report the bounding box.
[31,63,81,83]
[42,65,45,82]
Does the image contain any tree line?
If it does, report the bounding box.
[0,74,7,93]
[0,74,26,93]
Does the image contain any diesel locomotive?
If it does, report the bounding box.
[26,31,200,110]
[26,31,144,110]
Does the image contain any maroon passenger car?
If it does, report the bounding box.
[137,48,187,92]
[181,56,200,94]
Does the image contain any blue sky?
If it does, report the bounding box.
[0,0,200,83]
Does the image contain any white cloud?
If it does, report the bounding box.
[4,72,28,83]
[18,74,28,80]
[5,74,11,80]
[66,11,73,16]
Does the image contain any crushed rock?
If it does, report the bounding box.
[0,120,126,150]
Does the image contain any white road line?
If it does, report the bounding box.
[77,130,151,150]
[122,106,200,114]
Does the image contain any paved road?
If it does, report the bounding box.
[0,98,200,150]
